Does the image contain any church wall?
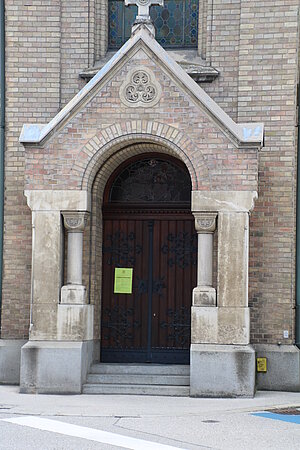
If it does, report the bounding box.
[60,0,94,106]
[1,1,62,339]
[237,1,299,346]
[202,0,241,122]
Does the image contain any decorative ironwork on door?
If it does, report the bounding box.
[101,155,196,364]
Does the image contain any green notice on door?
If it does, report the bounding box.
[114,268,133,294]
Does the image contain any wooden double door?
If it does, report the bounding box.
[101,209,197,364]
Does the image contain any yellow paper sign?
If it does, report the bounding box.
[114,268,133,294]
[257,357,267,373]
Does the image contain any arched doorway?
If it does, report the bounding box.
[100,153,197,364]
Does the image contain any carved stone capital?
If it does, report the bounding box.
[193,213,217,233]
[62,211,89,232]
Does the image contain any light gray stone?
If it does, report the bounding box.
[193,286,216,306]
[0,340,26,384]
[254,344,300,391]
[25,190,91,212]
[20,340,93,394]
[192,191,257,213]
[218,212,249,307]
[66,231,83,284]
[61,284,87,304]
[191,306,250,345]
[190,344,255,397]
[197,233,213,286]
[57,304,94,340]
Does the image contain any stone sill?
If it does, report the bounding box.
[80,49,219,84]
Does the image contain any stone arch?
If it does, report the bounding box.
[72,121,210,192]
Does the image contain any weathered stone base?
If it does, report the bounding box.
[20,340,93,394]
[61,285,87,304]
[0,339,27,384]
[190,344,255,397]
[254,344,300,391]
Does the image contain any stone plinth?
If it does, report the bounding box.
[190,344,255,397]
[20,340,93,394]
[61,284,87,304]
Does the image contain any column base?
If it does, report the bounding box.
[57,304,94,340]
[0,339,27,384]
[61,284,86,304]
[193,286,216,306]
[190,344,255,397]
[20,340,93,394]
[254,344,300,391]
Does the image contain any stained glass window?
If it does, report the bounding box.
[108,0,199,49]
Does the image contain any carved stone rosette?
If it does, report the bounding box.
[62,212,89,232]
[193,213,217,233]
[119,67,162,108]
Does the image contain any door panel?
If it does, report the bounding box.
[101,211,196,364]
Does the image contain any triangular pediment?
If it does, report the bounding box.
[20,25,263,148]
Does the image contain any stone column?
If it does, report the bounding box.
[61,211,89,304]
[192,213,217,307]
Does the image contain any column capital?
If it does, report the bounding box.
[193,212,217,233]
[62,211,89,232]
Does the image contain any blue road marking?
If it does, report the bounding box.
[252,412,300,424]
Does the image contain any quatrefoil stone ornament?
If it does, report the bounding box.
[120,67,162,108]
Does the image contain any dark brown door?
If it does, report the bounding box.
[100,155,196,364]
[101,210,197,364]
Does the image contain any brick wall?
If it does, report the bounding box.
[237,1,299,344]
[2,1,61,338]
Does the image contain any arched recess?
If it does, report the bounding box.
[87,142,197,364]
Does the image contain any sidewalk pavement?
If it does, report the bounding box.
[0,385,300,449]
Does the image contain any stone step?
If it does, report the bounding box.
[82,383,190,396]
[89,363,190,376]
[86,373,190,386]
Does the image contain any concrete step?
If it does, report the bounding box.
[86,373,190,386]
[89,363,190,376]
[82,383,190,396]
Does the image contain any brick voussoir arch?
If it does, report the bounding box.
[74,121,210,191]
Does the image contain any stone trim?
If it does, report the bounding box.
[192,191,258,213]
[25,190,91,212]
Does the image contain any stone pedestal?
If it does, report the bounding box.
[190,344,255,397]
[20,340,93,394]
[0,339,27,384]
[254,344,300,391]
